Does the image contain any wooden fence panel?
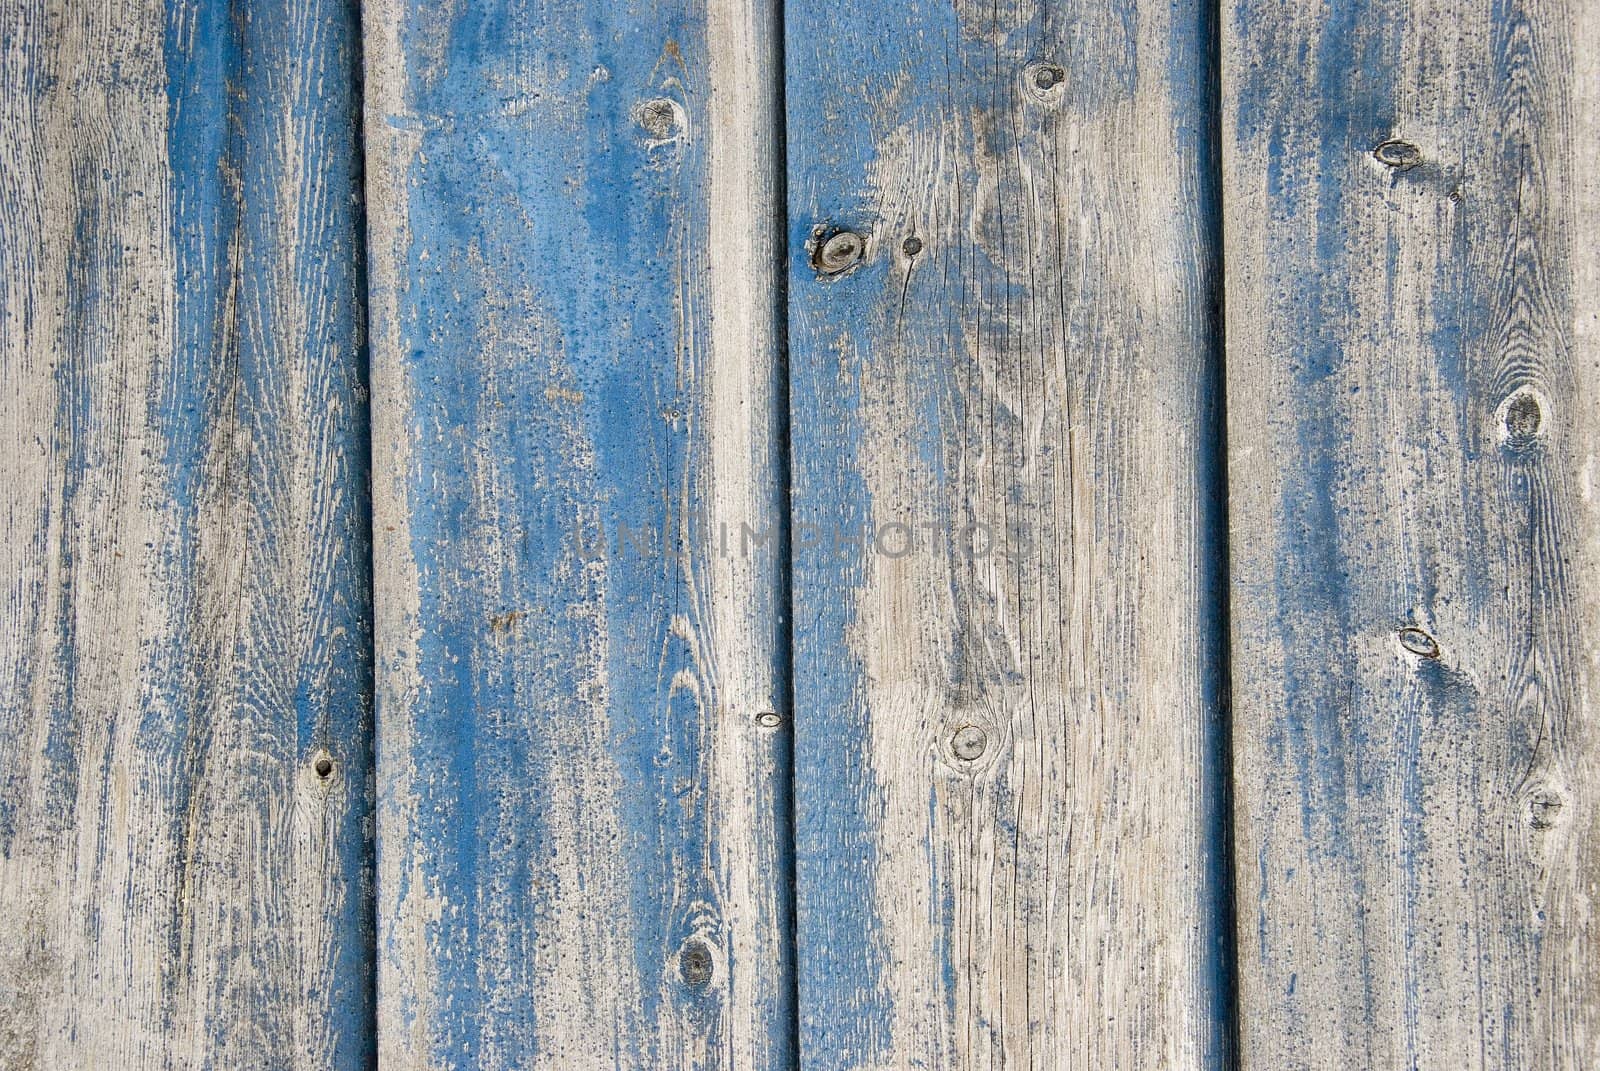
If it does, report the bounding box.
[12,0,1600,1063]
[1223,0,1600,1066]
[781,0,1234,1067]
[361,0,793,1066]
[0,0,374,1066]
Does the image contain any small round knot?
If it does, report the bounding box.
[1033,64,1064,90]
[812,228,866,276]
[637,97,685,141]
[311,750,336,780]
[902,236,923,257]
[1528,788,1564,830]
[1373,139,1423,171]
[679,938,714,989]
[1502,390,1543,441]
[950,725,989,761]
[1397,626,1440,659]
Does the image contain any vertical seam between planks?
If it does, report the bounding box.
[1205,0,1243,1064]
[770,0,801,1063]
[350,0,381,1061]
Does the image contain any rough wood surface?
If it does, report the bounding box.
[361,0,793,1066]
[1224,0,1600,1066]
[782,0,1234,1067]
[0,0,375,1067]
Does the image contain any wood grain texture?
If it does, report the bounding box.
[1224,0,1600,1066]
[0,0,375,1067]
[361,0,792,1066]
[782,0,1233,1067]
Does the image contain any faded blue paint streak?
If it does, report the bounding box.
[1244,0,1406,854]
[783,0,923,1059]
[33,168,113,843]
[1232,0,1521,1052]
[151,0,238,817]
[785,246,883,1064]
[393,110,534,1066]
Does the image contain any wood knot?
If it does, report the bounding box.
[1396,626,1440,659]
[1499,388,1546,444]
[950,724,989,761]
[637,97,685,142]
[901,235,923,257]
[1024,62,1066,103]
[1373,139,1423,171]
[811,227,866,277]
[1527,788,1564,830]
[679,938,714,989]
[311,749,336,780]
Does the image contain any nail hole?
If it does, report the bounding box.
[1374,139,1423,171]
[1397,627,1440,659]
[679,938,714,989]
[812,228,866,276]
[755,711,783,729]
[950,724,989,761]
[902,236,923,257]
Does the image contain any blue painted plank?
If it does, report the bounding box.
[1223,0,1600,1065]
[361,0,793,1066]
[0,0,374,1065]
[782,0,1234,1065]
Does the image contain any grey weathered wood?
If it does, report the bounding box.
[0,0,374,1067]
[782,0,1233,1066]
[1224,0,1600,1066]
[361,0,792,1065]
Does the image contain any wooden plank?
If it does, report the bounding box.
[1223,0,1600,1065]
[782,0,1233,1067]
[361,0,792,1066]
[0,0,374,1067]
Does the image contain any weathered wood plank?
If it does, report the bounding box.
[1224,0,1600,1066]
[782,0,1233,1067]
[0,0,374,1067]
[361,0,792,1066]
